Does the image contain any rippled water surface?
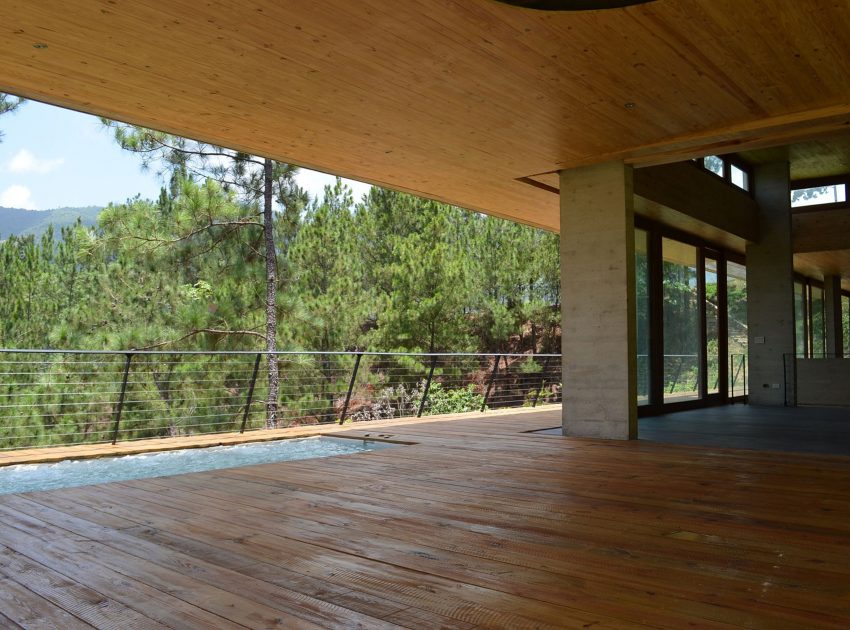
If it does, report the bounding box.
[0,436,397,495]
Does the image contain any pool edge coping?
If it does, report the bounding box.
[0,405,561,467]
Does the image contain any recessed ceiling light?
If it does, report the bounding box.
[491,0,655,10]
[624,102,636,109]
[32,43,48,49]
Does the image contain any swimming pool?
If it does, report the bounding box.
[0,436,398,495]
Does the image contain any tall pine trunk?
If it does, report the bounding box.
[263,158,279,428]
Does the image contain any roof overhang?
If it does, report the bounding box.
[2,1,850,231]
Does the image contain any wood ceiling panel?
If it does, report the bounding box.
[745,135,850,181]
[1,1,850,230]
[794,251,850,291]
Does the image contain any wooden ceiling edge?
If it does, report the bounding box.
[1,86,560,232]
[546,104,850,171]
[516,177,559,195]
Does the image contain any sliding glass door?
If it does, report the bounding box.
[662,238,701,403]
[636,220,743,413]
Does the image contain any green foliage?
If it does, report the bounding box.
[0,93,24,143]
[0,149,561,447]
[422,382,485,415]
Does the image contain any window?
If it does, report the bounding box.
[795,281,807,357]
[662,238,701,403]
[811,286,826,356]
[791,184,847,208]
[730,164,749,191]
[794,278,827,357]
[703,155,724,177]
[636,219,752,409]
[705,258,719,395]
[698,155,751,191]
[843,294,849,358]
[635,230,650,406]
[727,261,747,396]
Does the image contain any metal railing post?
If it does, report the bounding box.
[481,354,501,412]
[111,352,133,445]
[532,356,551,408]
[339,352,362,424]
[417,355,438,417]
[730,354,735,400]
[240,353,262,433]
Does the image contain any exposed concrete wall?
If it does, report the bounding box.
[796,359,850,406]
[824,275,844,358]
[746,161,796,405]
[560,162,636,439]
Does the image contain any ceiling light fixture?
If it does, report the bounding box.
[492,1,654,10]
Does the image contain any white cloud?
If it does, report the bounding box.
[0,185,37,209]
[7,149,64,174]
[295,169,372,204]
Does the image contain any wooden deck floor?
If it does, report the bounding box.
[1,407,850,628]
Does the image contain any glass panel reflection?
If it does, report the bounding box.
[662,238,700,402]
[635,230,650,406]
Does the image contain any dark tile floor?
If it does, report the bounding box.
[638,404,850,455]
[538,404,850,456]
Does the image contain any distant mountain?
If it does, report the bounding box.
[0,206,103,240]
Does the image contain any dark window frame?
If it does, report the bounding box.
[635,217,740,416]
[790,175,850,213]
[795,274,827,358]
[695,154,754,194]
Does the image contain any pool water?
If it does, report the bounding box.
[0,436,398,495]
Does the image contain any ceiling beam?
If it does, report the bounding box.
[633,162,759,242]
[793,207,850,253]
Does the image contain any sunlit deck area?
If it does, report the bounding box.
[1,406,849,628]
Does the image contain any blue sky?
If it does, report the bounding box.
[0,99,371,211]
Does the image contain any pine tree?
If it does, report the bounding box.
[100,121,307,427]
[0,93,25,142]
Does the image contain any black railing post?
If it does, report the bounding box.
[111,352,133,445]
[417,355,438,418]
[339,352,362,424]
[481,354,501,412]
[669,356,684,394]
[240,353,262,433]
[532,356,551,408]
[730,354,735,400]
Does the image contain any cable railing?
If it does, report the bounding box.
[729,353,748,398]
[663,354,700,401]
[0,350,562,451]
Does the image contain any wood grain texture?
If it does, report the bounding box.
[794,250,850,290]
[2,1,850,229]
[1,408,850,628]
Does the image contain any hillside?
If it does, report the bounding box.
[0,206,102,239]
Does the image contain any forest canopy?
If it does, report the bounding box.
[0,170,561,355]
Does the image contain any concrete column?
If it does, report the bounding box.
[560,162,636,439]
[824,275,844,358]
[746,161,796,405]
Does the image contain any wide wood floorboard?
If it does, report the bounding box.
[1,407,850,628]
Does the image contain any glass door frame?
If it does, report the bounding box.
[636,217,739,416]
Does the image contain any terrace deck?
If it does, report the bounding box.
[0,406,849,628]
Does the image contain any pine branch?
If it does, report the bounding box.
[109,218,263,248]
[136,328,267,350]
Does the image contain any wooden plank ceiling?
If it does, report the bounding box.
[1,1,850,230]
